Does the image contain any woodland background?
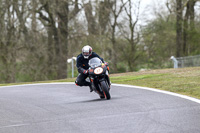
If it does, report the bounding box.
[0,0,200,83]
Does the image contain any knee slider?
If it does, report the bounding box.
[75,80,83,86]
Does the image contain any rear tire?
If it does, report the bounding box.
[100,81,111,100]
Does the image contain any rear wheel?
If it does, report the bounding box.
[100,81,111,100]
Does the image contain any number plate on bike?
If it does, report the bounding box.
[94,67,103,74]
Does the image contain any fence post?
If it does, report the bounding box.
[170,56,178,68]
[67,57,77,78]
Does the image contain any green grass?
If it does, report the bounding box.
[1,67,200,99]
[0,78,75,87]
[111,74,166,82]
[110,67,200,99]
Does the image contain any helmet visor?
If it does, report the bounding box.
[83,52,90,56]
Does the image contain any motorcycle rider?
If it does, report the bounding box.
[75,45,106,92]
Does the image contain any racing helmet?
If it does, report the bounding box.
[82,45,92,59]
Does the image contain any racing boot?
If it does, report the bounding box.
[84,80,93,92]
[89,85,93,92]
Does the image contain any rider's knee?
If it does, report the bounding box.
[75,80,83,86]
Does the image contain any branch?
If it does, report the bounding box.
[36,3,53,26]
[166,0,172,14]
[134,0,141,28]
[116,0,128,17]
[69,0,81,20]
[39,11,51,23]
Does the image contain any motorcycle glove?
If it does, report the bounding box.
[78,67,88,75]
[105,62,109,66]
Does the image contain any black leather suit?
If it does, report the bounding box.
[75,52,104,86]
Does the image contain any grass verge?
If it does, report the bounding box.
[110,67,200,99]
[0,67,200,99]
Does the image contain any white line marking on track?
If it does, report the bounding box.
[112,83,200,104]
[1,82,200,104]
[0,124,30,129]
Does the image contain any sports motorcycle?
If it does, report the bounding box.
[88,57,111,100]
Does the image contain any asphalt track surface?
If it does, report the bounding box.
[0,83,200,133]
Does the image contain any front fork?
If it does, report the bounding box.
[89,76,96,91]
[89,76,105,97]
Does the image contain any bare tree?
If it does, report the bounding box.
[109,0,126,72]
[84,1,98,35]
[176,0,183,57]
[56,0,69,79]
[98,0,112,35]
[183,0,197,56]
[0,0,18,83]
[121,0,141,71]
[38,0,80,79]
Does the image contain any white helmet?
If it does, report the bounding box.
[82,45,92,59]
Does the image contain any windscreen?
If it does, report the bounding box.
[88,57,102,68]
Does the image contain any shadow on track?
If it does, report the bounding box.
[80,98,106,103]
[79,97,120,103]
[64,97,119,105]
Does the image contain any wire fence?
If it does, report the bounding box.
[171,55,200,68]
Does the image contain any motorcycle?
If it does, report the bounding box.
[88,57,111,100]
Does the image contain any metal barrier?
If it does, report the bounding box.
[171,55,200,68]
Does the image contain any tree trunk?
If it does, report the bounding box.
[176,0,183,57]
[84,1,97,35]
[111,24,118,72]
[4,1,16,83]
[109,0,125,72]
[56,0,69,79]
[183,6,189,56]
[183,0,196,55]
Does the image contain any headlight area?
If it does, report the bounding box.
[94,67,103,74]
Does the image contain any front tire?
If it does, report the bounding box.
[100,95,105,99]
[100,81,111,100]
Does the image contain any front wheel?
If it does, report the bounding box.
[100,81,111,100]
